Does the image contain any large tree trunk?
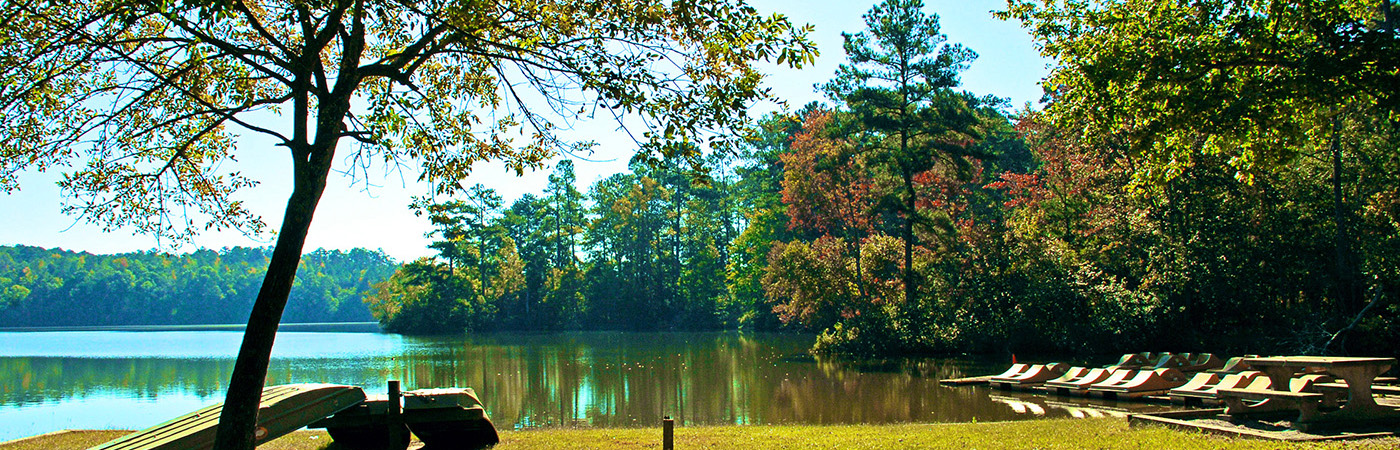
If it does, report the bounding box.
[212,5,361,443]
[212,149,334,450]
[1385,0,1396,32]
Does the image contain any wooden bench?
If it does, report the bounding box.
[1217,388,1325,423]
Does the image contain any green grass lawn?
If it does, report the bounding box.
[5,419,1398,450]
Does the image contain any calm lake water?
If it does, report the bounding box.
[0,329,1171,441]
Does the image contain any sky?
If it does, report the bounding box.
[0,0,1051,263]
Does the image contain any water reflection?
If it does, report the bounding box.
[0,331,1167,441]
[986,391,1171,419]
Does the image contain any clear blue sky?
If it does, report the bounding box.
[0,0,1049,263]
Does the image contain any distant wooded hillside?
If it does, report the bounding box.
[0,245,396,326]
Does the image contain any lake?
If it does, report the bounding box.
[0,329,1169,441]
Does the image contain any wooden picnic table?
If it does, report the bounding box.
[1222,356,1399,430]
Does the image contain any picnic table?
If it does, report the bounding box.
[1219,356,1399,430]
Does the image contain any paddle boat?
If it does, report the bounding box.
[1086,368,1190,399]
[989,362,1069,390]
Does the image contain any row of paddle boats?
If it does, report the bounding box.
[986,352,1385,403]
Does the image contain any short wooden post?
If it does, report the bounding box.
[662,416,674,450]
[388,380,404,448]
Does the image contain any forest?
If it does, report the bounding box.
[366,0,1400,358]
[0,246,395,326]
[3,0,1396,360]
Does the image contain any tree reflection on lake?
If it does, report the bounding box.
[0,331,1168,441]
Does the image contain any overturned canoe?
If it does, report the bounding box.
[404,388,499,449]
[91,384,366,450]
[309,386,499,450]
[310,394,412,450]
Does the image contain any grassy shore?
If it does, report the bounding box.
[5,419,1398,449]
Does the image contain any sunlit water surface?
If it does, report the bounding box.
[0,330,1171,441]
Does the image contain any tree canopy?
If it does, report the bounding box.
[811,0,999,348]
[1000,0,1399,184]
[2,0,817,237]
[0,0,816,447]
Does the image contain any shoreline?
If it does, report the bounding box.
[0,322,382,333]
[6,419,1399,450]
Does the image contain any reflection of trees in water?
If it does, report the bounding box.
[2,332,1034,427]
[373,333,1028,427]
[0,356,400,406]
[0,357,235,405]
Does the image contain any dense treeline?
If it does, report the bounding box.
[373,0,1400,358]
[366,158,752,333]
[3,0,1363,358]
[0,246,395,326]
[980,0,1400,357]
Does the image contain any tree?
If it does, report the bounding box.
[414,184,504,275]
[823,0,986,310]
[543,161,586,271]
[0,1,815,447]
[778,109,877,305]
[728,109,809,329]
[1001,0,1400,349]
[586,172,675,328]
[365,257,477,334]
[1002,0,1398,180]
